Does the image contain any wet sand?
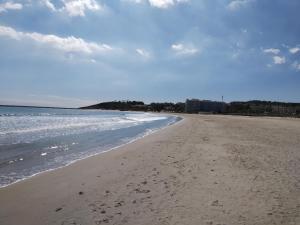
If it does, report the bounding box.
[0,114,299,225]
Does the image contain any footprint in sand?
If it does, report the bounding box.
[61,218,82,225]
[141,180,147,185]
[114,200,125,207]
[55,207,63,212]
[211,200,223,207]
[202,137,209,142]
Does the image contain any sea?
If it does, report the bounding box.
[0,106,181,187]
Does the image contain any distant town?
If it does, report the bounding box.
[81,99,300,117]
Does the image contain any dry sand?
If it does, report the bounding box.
[0,114,299,225]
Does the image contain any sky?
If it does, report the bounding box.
[0,0,300,107]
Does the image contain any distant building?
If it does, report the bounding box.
[185,99,226,114]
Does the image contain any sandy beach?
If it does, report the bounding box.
[0,114,299,225]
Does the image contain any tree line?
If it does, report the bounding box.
[80,100,300,117]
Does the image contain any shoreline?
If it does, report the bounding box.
[0,114,299,225]
[0,114,184,189]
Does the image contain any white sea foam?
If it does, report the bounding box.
[0,107,182,187]
[1,115,182,188]
[0,112,168,145]
[125,115,167,122]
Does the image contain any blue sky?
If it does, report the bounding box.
[0,0,300,107]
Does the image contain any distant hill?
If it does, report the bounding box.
[80,101,146,111]
[81,100,300,117]
[80,101,185,113]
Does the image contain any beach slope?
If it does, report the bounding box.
[0,115,299,225]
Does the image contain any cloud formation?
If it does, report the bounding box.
[263,48,280,55]
[42,0,56,11]
[63,0,101,17]
[148,0,188,9]
[171,43,199,56]
[273,56,286,65]
[292,61,300,71]
[41,0,101,17]
[289,47,300,54]
[0,25,113,55]
[136,48,150,58]
[125,0,188,9]
[0,1,22,13]
[263,47,300,68]
[1,0,300,106]
[227,0,253,11]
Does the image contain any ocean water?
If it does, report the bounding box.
[0,106,180,187]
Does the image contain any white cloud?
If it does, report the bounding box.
[263,48,288,66]
[273,56,286,65]
[227,0,253,11]
[289,47,300,54]
[263,48,280,55]
[0,25,20,39]
[136,48,150,58]
[126,0,188,9]
[149,0,174,8]
[0,1,22,13]
[292,61,300,71]
[41,0,101,17]
[0,25,113,55]
[171,43,199,56]
[62,0,101,17]
[42,0,56,11]
[123,0,143,3]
